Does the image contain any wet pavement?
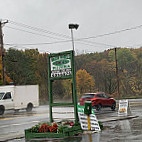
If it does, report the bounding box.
[6,105,142,142]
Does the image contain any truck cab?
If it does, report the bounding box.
[0,92,14,114]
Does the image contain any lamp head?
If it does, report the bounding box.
[69,24,79,30]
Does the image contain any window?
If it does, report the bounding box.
[102,93,109,98]
[0,93,5,100]
[3,92,12,100]
[82,94,95,99]
[96,94,103,98]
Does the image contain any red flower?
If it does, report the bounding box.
[49,126,58,133]
[53,123,58,128]
[39,123,58,133]
[70,122,74,126]
[39,124,50,133]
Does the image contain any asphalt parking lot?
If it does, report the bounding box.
[4,103,142,142]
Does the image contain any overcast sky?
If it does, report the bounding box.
[1,0,142,54]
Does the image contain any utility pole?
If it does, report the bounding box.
[0,20,8,85]
[114,48,120,99]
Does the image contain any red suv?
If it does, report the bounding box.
[79,92,116,111]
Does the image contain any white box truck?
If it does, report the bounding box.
[0,85,39,115]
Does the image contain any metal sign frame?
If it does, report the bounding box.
[48,50,78,124]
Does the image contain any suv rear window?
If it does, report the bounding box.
[81,94,95,99]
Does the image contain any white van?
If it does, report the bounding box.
[0,85,39,115]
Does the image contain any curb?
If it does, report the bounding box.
[99,115,139,123]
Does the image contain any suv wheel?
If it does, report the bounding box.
[111,103,116,111]
[96,104,102,111]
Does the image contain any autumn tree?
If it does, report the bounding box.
[76,69,95,96]
[84,59,116,94]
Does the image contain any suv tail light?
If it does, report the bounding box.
[91,99,97,105]
[91,99,96,102]
[80,98,83,102]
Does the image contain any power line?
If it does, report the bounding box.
[5,24,142,47]
[5,25,116,47]
[5,19,142,50]
[77,24,142,40]
[9,20,142,40]
[3,26,135,49]
[5,26,64,40]
[5,40,115,48]
[4,37,115,46]
[5,40,71,46]
[78,40,116,48]
[8,20,103,48]
[8,20,70,39]
[5,26,116,47]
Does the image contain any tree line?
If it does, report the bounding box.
[75,47,142,98]
[0,47,142,103]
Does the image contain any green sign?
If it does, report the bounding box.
[48,50,79,124]
[77,105,85,113]
[77,105,95,115]
[50,52,72,78]
[77,105,100,131]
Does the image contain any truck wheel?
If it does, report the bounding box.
[26,103,33,112]
[0,106,5,115]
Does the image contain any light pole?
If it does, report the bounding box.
[68,24,79,52]
[68,24,79,124]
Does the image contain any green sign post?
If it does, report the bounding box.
[48,50,79,124]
